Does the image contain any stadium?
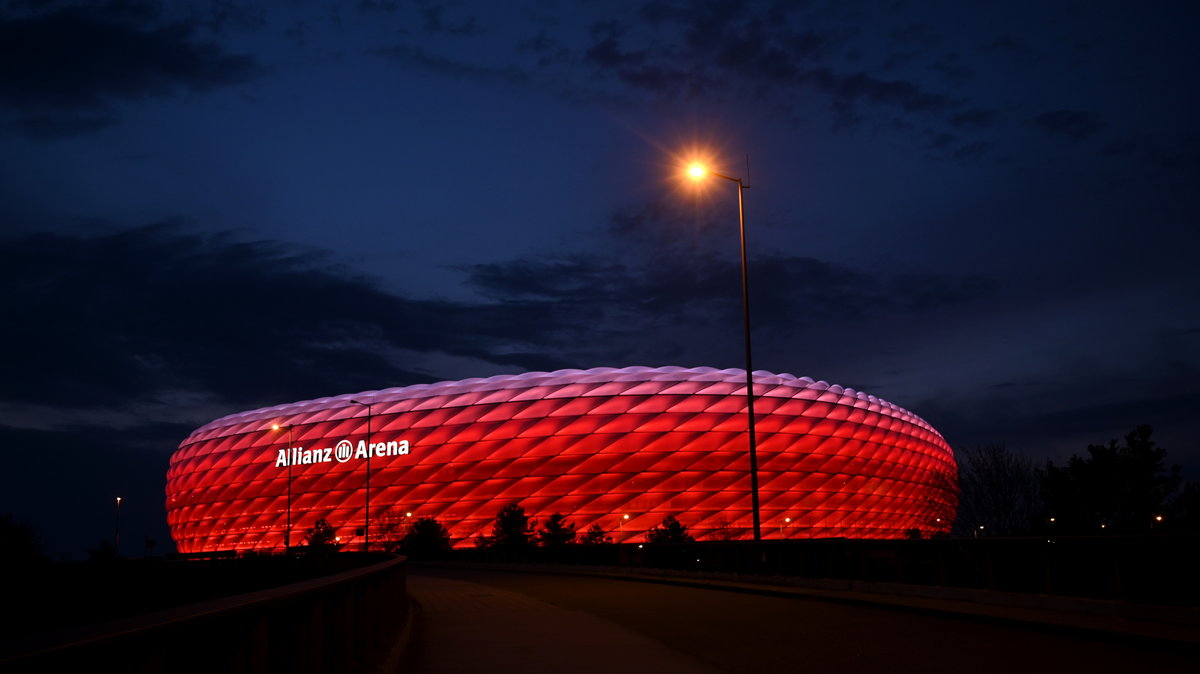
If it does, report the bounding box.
[166,366,958,552]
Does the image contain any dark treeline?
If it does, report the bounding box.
[955,425,1197,536]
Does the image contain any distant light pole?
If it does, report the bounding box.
[272,423,295,552]
[350,399,374,552]
[686,160,762,544]
[114,496,122,557]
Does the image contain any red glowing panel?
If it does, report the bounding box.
[165,366,958,552]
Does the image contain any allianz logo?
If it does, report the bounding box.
[275,439,411,467]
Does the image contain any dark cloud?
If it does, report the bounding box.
[0,224,584,417]
[949,107,996,128]
[420,3,481,36]
[798,67,957,130]
[579,10,955,121]
[893,273,996,310]
[927,130,956,150]
[16,113,117,139]
[985,34,1022,51]
[1102,138,1136,157]
[583,21,693,94]
[368,3,967,136]
[187,0,265,34]
[466,256,630,302]
[358,0,402,12]
[584,21,647,68]
[1030,109,1105,142]
[1099,133,1200,175]
[466,226,995,342]
[0,5,259,136]
[888,21,941,50]
[953,141,990,160]
[921,388,1200,472]
[931,52,973,83]
[372,45,532,89]
[517,30,572,66]
[1142,140,1200,174]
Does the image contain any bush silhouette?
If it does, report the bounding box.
[399,517,451,558]
[538,512,577,547]
[475,503,535,550]
[646,514,694,545]
[579,523,612,545]
[303,518,341,554]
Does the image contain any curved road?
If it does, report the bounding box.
[403,568,1193,674]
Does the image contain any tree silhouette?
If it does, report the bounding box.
[707,516,738,541]
[375,513,413,552]
[88,540,116,562]
[579,523,612,545]
[399,517,452,558]
[538,512,577,547]
[954,444,1043,536]
[1167,481,1200,533]
[1040,425,1182,533]
[475,503,535,549]
[0,514,45,567]
[646,514,694,545]
[303,518,341,553]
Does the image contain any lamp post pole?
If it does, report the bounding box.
[688,163,762,545]
[734,175,762,545]
[287,425,294,552]
[114,496,122,557]
[273,423,295,553]
[351,399,373,552]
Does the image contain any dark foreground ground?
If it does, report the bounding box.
[403,567,1197,674]
[1,553,383,641]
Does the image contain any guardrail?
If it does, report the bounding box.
[2,555,408,674]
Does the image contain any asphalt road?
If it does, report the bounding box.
[404,568,1195,674]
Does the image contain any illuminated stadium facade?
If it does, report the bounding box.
[166,367,958,552]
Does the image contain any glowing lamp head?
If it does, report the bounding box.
[272,424,281,431]
[687,163,707,179]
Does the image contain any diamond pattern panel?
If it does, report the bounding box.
[165,366,958,552]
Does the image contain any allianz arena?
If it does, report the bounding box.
[166,367,958,552]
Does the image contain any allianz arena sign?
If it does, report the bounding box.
[275,438,411,467]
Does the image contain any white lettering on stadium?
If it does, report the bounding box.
[275,439,410,467]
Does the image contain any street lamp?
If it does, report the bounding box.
[350,399,374,552]
[272,423,295,552]
[114,496,122,557]
[686,160,762,545]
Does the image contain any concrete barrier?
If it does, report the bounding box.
[1,555,409,674]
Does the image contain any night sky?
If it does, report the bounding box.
[2,1,1197,560]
